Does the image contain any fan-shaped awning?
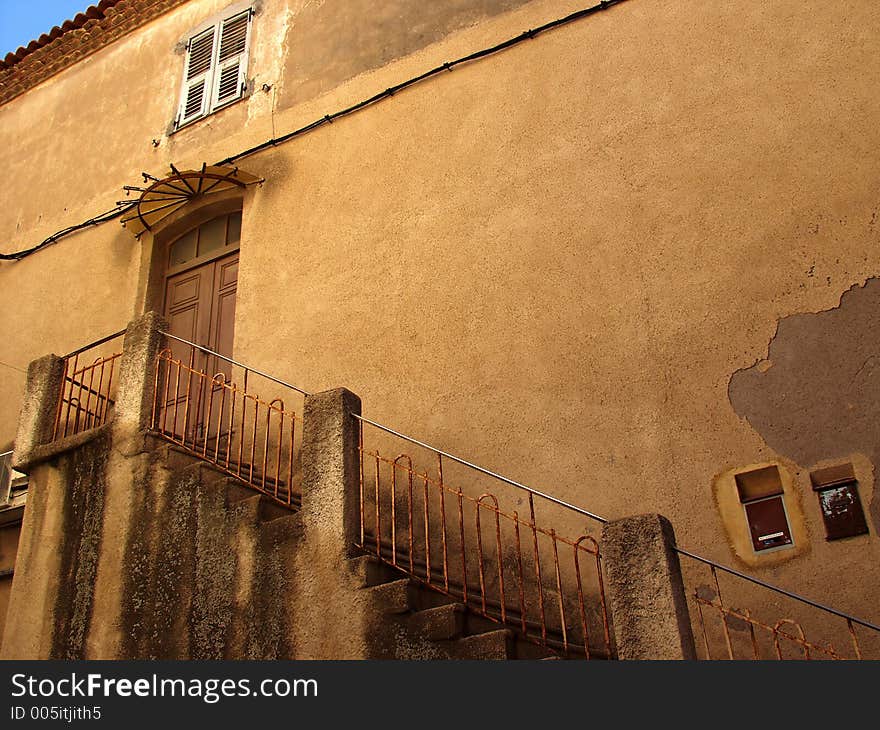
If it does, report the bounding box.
[120,163,262,237]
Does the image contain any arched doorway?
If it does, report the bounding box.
[161,210,241,442]
[163,211,240,358]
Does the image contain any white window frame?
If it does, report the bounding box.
[175,7,254,130]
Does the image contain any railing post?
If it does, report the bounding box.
[12,354,65,471]
[300,388,362,558]
[601,513,697,660]
[112,311,168,450]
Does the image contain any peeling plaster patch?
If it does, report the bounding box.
[244,0,289,126]
[728,278,880,531]
[277,0,536,110]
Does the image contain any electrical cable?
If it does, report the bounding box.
[0,203,135,261]
[0,360,26,374]
[218,0,623,165]
[0,0,624,261]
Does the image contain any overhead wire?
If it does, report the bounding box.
[0,203,135,261]
[0,0,625,261]
[0,360,26,374]
[218,0,624,166]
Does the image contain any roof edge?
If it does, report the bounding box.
[0,0,191,106]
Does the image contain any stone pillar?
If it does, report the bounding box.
[300,388,362,558]
[13,354,65,471]
[601,513,697,660]
[112,311,168,451]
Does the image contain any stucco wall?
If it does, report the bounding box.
[237,0,880,620]
[1,0,879,635]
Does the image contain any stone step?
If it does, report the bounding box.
[408,602,466,641]
[261,511,303,543]
[355,551,588,648]
[159,443,300,523]
[365,578,419,615]
[216,477,262,507]
[357,553,605,659]
[448,629,515,660]
[407,602,565,659]
[159,442,299,508]
[161,443,218,474]
[226,493,265,525]
[349,555,401,588]
[226,493,295,526]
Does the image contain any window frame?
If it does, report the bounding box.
[165,212,243,277]
[810,464,870,542]
[734,464,795,554]
[174,6,254,130]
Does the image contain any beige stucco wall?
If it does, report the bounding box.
[1,0,879,642]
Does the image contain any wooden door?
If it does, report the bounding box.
[162,251,238,443]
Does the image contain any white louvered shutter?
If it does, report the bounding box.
[211,10,251,110]
[177,26,216,127]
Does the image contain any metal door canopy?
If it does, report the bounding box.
[120,163,262,237]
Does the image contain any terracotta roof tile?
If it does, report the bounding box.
[0,0,191,105]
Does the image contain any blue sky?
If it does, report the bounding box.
[1,1,93,57]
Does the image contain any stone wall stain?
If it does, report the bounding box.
[50,436,108,659]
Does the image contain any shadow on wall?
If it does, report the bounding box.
[728,278,880,531]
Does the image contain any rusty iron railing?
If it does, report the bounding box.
[677,548,880,660]
[354,415,612,659]
[51,330,126,442]
[150,334,306,509]
[119,327,880,660]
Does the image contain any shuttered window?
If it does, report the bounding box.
[176,9,253,129]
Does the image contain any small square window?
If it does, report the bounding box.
[810,464,869,541]
[735,465,793,552]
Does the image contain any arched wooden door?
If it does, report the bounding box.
[161,211,241,443]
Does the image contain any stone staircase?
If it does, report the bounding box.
[160,443,602,659]
[350,552,605,660]
[158,437,301,508]
[11,315,817,661]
